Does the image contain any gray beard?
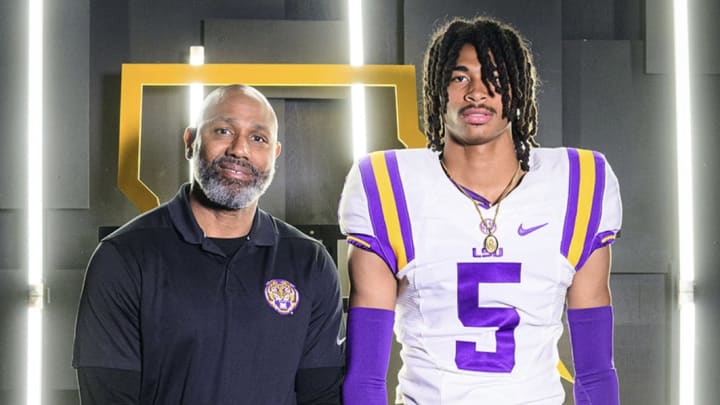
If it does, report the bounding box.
[194,155,274,210]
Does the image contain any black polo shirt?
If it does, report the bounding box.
[73,185,344,404]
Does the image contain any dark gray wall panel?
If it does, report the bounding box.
[403,0,563,147]
[645,0,672,75]
[284,98,353,225]
[561,41,634,149]
[365,87,407,151]
[88,0,137,222]
[45,269,85,390]
[0,269,26,398]
[562,0,643,41]
[557,274,669,404]
[128,0,285,63]
[690,0,720,74]
[0,0,27,209]
[46,210,100,271]
[284,0,344,20]
[205,19,347,63]
[45,0,90,209]
[611,274,669,404]
[258,99,288,219]
[563,40,675,275]
[203,19,352,104]
[363,0,403,64]
[139,86,191,205]
[0,211,23,269]
[555,274,668,404]
[693,73,720,405]
[562,0,617,40]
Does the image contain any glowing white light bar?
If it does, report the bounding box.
[189,46,205,181]
[348,0,366,160]
[189,45,204,66]
[673,0,695,404]
[27,0,44,404]
[188,46,205,126]
[351,85,368,160]
[348,0,364,67]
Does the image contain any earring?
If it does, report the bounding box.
[516,108,521,120]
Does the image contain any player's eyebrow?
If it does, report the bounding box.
[207,116,271,133]
[451,65,469,72]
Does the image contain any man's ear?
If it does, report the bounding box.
[274,141,282,159]
[183,128,197,159]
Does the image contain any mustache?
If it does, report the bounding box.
[212,156,261,176]
[459,104,498,115]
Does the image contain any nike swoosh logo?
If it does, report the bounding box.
[518,222,549,236]
[336,337,346,346]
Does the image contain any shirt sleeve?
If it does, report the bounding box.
[76,367,140,405]
[295,367,343,405]
[295,245,344,403]
[561,149,623,270]
[338,151,416,275]
[337,158,380,251]
[593,154,622,251]
[73,240,142,371]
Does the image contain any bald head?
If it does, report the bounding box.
[195,85,278,134]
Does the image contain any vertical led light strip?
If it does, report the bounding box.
[673,0,695,404]
[27,0,44,404]
[348,0,367,160]
[188,46,205,181]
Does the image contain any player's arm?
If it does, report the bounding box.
[342,245,397,405]
[567,245,611,309]
[348,245,397,309]
[566,245,620,405]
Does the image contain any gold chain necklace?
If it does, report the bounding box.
[440,159,522,254]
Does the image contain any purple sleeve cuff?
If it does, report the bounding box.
[346,234,398,274]
[342,307,395,405]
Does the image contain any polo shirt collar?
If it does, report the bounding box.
[168,183,277,247]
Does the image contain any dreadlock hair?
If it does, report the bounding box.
[422,16,540,171]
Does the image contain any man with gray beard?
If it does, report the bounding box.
[73,85,345,405]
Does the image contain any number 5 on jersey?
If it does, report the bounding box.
[456,262,521,372]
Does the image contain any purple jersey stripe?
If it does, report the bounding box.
[561,149,581,257]
[383,151,415,264]
[460,186,492,209]
[576,152,606,269]
[358,155,397,273]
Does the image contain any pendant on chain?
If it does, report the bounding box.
[480,218,497,234]
[483,234,499,254]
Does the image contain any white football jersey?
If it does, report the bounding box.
[338,147,622,405]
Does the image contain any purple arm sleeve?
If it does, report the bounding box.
[342,307,395,405]
[567,305,620,405]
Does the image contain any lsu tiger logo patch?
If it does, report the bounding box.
[264,279,300,315]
